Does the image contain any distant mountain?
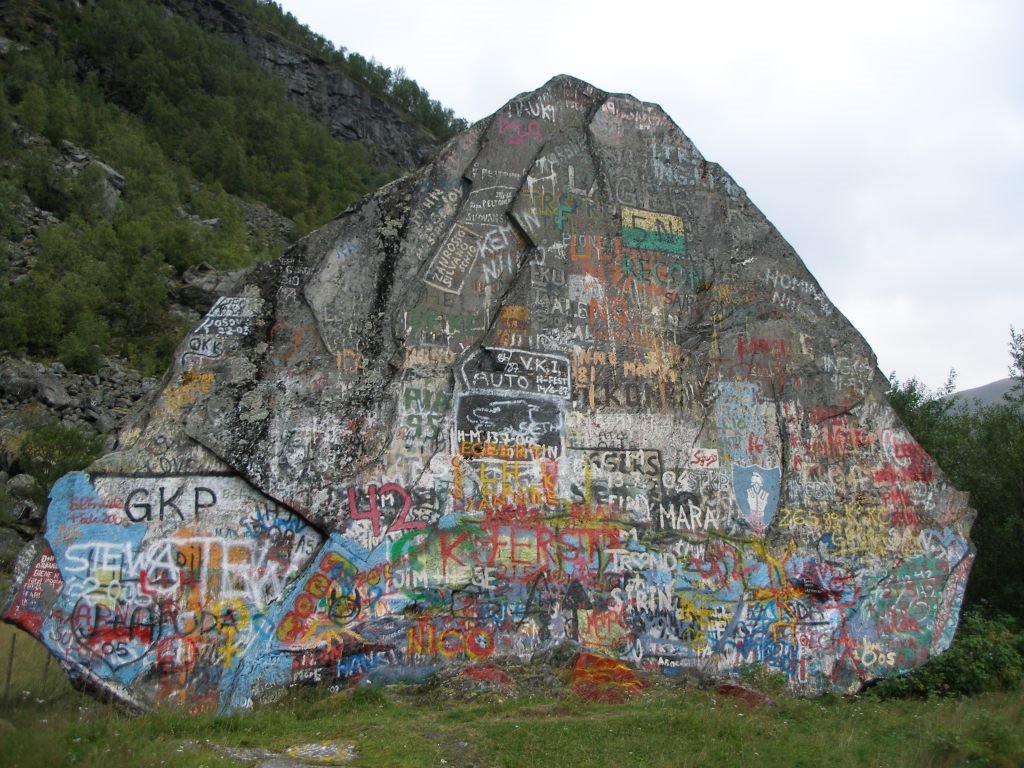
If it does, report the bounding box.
[950,378,1017,411]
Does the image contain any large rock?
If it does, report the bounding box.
[2,76,974,712]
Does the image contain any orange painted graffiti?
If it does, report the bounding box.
[569,652,646,703]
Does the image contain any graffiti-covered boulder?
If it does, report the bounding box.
[3,76,975,711]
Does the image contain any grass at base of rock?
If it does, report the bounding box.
[1,623,1022,768]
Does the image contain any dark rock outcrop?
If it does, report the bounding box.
[3,77,975,712]
[162,0,438,170]
[0,357,158,437]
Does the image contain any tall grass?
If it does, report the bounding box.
[0,623,76,708]
[0,623,1021,768]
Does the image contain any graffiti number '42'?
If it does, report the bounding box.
[345,483,423,537]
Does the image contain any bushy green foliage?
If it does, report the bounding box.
[882,330,1024,697]
[0,0,447,373]
[888,333,1024,621]
[737,663,789,695]
[61,0,398,224]
[884,370,957,460]
[0,202,195,373]
[1009,326,1024,404]
[0,178,21,241]
[870,610,1024,699]
[232,0,468,140]
[12,415,104,505]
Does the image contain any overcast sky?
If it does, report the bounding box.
[279,0,1023,392]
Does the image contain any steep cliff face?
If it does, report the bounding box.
[2,77,975,712]
[162,0,437,170]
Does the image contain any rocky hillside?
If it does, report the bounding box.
[161,0,439,170]
[0,0,461,563]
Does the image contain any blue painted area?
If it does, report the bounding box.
[229,533,377,709]
[621,226,686,254]
[15,455,974,709]
[19,470,332,709]
[45,472,147,564]
[39,473,152,686]
[715,382,764,466]
[732,465,781,533]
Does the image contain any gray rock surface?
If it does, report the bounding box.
[198,739,357,767]
[5,474,37,500]
[0,526,24,567]
[3,76,975,713]
[0,359,37,402]
[35,373,71,409]
[0,357,158,439]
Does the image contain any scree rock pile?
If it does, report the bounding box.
[3,76,975,712]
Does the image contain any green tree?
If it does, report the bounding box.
[885,369,958,464]
[43,81,78,144]
[0,178,22,241]
[0,86,13,154]
[14,416,105,506]
[17,147,66,213]
[1008,326,1024,404]
[16,81,48,133]
[888,331,1024,620]
[2,48,49,103]
[0,0,442,374]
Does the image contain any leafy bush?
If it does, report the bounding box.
[231,0,467,140]
[0,0,418,373]
[888,332,1024,621]
[870,610,1024,699]
[13,416,105,505]
[737,663,789,695]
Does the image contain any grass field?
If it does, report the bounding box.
[2,622,1022,768]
